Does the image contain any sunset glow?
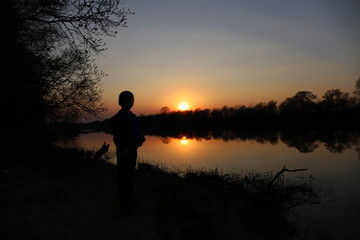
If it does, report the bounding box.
[179,136,189,145]
[97,0,359,118]
[178,102,190,111]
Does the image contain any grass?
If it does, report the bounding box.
[0,129,316,240]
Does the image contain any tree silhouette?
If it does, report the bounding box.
[321,89,351,112]
[43,49,106,121]
[1,0,132,123]
[354,77,360,97]
[279,91,317,116]
[19,0,132,55]
[160,106,170,114]
[1,0,47,125]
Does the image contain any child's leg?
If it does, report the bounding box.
[116,148,137,204]
[128,148,138,196]
[116,148,126,201]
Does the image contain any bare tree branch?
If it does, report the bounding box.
[267,165,308,190]
[5,0,132,121]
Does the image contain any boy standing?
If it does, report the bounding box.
[110,91,145,211]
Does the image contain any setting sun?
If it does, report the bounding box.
[178,102,190,111]
[179,136,189,145]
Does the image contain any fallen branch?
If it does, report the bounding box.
[92,142,110,159]
[267,165,308,190]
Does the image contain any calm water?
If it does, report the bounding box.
[58,131,360,239]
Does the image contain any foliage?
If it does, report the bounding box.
[354,77,360,97]
[320,88,354,112]
[43,49,106,121]
[19,0,131,55]
[160,106,170,114]
[0,0,132,123]
[279,91,317,115]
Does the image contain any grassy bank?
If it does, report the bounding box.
[1,130,315,240]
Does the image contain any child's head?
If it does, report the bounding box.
[118,91,134,110]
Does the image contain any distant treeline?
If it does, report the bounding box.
[79,86,360,134]
[140,88,360,130]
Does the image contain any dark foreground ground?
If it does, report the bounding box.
[1,130,312,240]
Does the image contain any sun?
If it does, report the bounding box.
[179,136,189,145]
[178,102,190,111]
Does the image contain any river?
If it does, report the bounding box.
[57,130,360,239]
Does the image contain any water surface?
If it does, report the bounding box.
[58,131,360,239]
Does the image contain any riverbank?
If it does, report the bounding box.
[1,130,312,240]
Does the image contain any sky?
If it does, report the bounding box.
[97,0,360,118]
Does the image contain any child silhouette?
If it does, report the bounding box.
[110,91,145,212]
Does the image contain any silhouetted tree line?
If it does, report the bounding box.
[1,0,132,127]
[140,84,360,131]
